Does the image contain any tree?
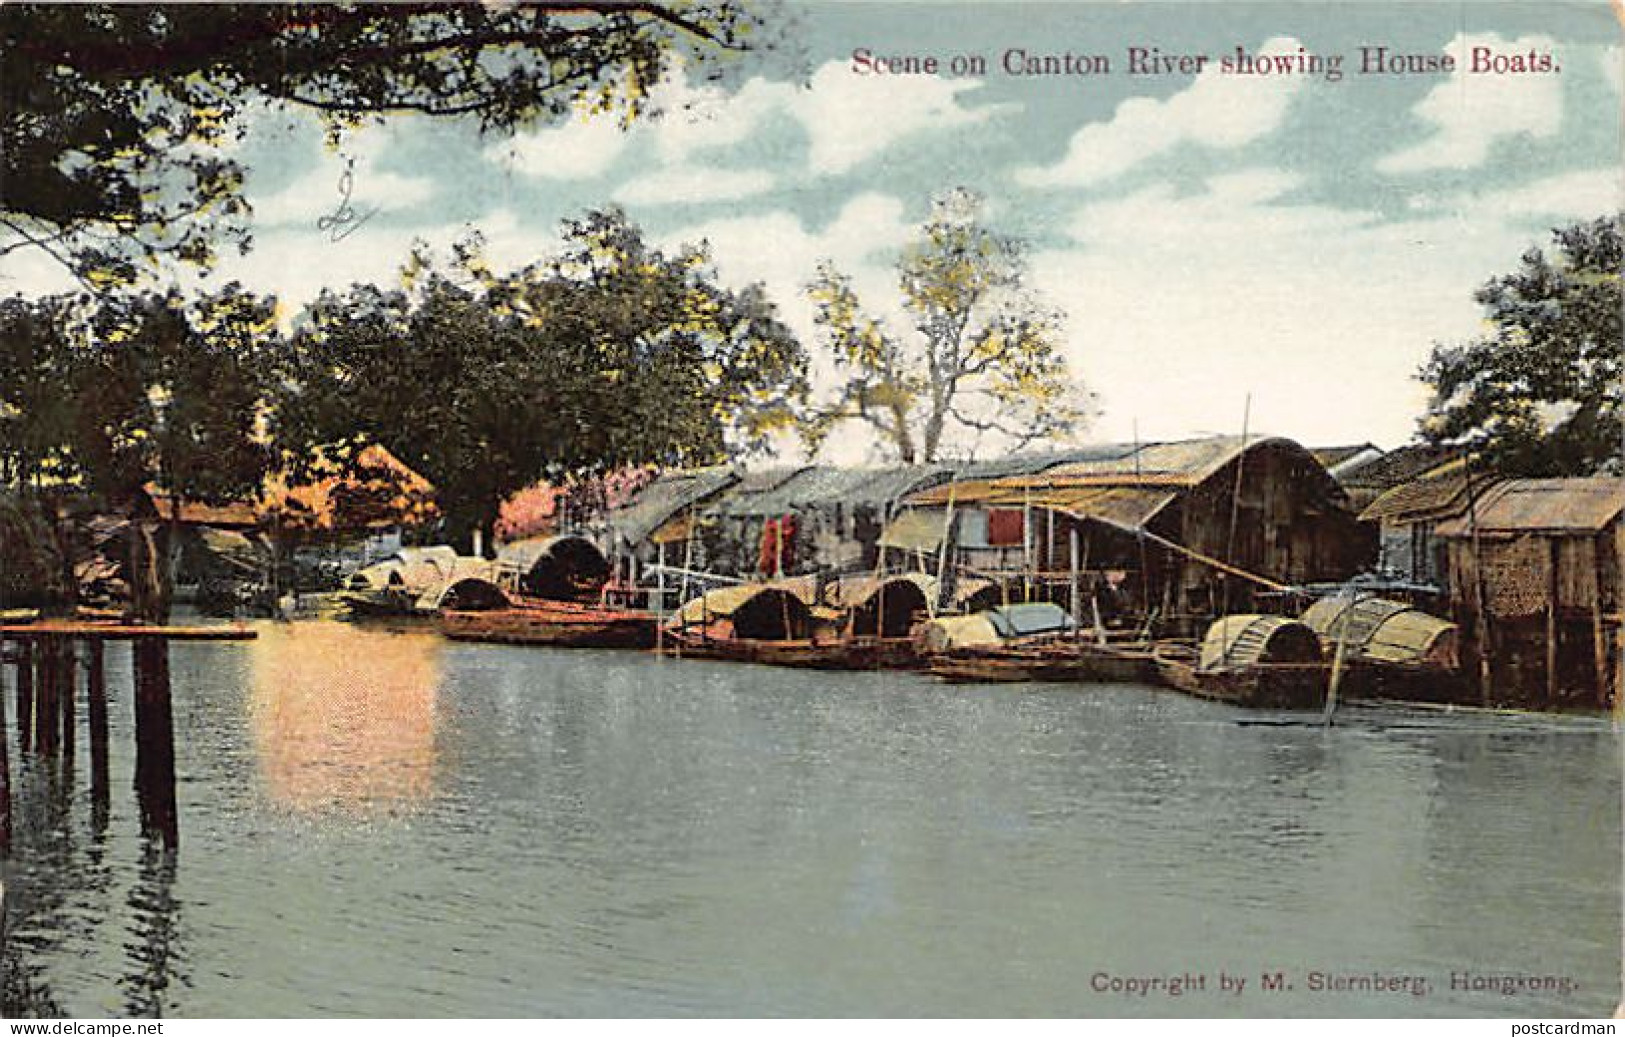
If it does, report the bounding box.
[0,286,281,618]
[1420,214,1623,477]
[801,188,1092,463]
[279,211,807,552]
[0,2,774,288]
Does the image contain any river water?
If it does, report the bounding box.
[1,620,1618,1017]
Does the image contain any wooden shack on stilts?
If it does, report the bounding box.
[1435,478,1625,710]
[897,436,1371,634]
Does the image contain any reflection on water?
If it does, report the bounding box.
[0,625,1619,1018]
[248,622,440,813]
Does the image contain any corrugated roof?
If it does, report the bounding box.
[1358,460,1479,524]
[609,467,737,543]
[712,466,816,516]
[722,466,869,515]
[1312,444,1382,470]
[906,478,1013,507]
[847,465,955,506]
[1435,478,1625,537]
[996,485,1177,531]
[1337,443,1460,489]
[906,436,1320,514]
[947,446,1137,481]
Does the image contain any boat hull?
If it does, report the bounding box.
[928,641,1156,684]
[1153,653,1332,709]
[442,601,657,650]
[661,629,920,670]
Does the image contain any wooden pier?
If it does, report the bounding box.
[0,620,256,858]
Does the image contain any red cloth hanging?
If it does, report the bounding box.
[987,508,1025,546]
[757,514,799,575]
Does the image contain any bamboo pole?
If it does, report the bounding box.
[1133,527,1291,592]
[1322,583,1355,727]
[1546,540,1560,706]
[1022,485,1033,603]
[1222,393,1252,623]
[933,486,957,618]
[1466,462,1493,705]
[1591,536,1609,710]
[1133,419,1152,624]
[1068,526,1081,629]
[1046,507,1056,605]
[0,645,10,857]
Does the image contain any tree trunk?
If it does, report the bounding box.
[47,500,80,618]
[128,519,173,624]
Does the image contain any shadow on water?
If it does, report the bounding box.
[2,639,188,1019]
[119,841,185,1019]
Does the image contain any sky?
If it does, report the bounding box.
[3,1,1620,462]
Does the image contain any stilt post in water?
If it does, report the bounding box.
[133,639,179,849]
[61,637,77,765]
[0,646,11,857]
[34,635,58,757]
[88,638,109,805]
[15,639,32,754]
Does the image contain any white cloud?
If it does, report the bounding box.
[487,59,1006,184]
[1376,33,1563,174]
[1040,168,1539,448]
[246,120,435,228]
[485,113,633,180]
[647,71,790,166]
[1457,168,1622,220]
[789,62,1005,176]
[251,163,435,228]
[614,166,774,206]
[1017,37,1309,189]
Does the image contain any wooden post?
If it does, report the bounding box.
[133,639,179,849]
[1591,537,1610,710]
[35,636,57,757]
[15,639,32,754]
[1046,507,1055,605]
[1022,486,1033,603]
[60,638,77,766]
[88,639,109,806]
[1068,525,1081,629]
[0,642,10,857]
[1546,540,1560,707]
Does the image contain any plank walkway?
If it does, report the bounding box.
[0,622,256,640]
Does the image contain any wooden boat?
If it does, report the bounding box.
[661,625,919,670]
[1298,592,1467,704]
[1150,615,1333,709]
[1152,642,1332,708]
[928,636,1157,684]
[442,597,657,649]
